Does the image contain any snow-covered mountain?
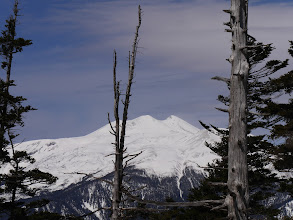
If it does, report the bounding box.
[2,115,293,219]
[14,115,220,192]
[5,115,218,219]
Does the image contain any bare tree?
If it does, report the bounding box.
[108,5,142,220]
[120,1,250,219]
[225,0,249,219]
[78,1,250,219]
[67,6,142,219]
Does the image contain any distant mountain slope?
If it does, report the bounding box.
[1,115,219,219]
[12,115,220,191]
[1,115,292,219]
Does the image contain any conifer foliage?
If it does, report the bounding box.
[258,41,293,198]
[186,36,292,219]
[0,1,58,219]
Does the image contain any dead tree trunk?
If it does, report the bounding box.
[225,0,249,219]
[110,5,142,220]
[107,2,249,218]
[111,50,122,220]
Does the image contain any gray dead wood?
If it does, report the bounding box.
[215,107,229,113]
[226,0,249,219]
[211,76,230,83]
[123,189,224,208]
[110,5,142,220]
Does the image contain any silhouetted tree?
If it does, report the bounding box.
[258,41,293,199]
[0,1,58,219]
[184,37,292,219]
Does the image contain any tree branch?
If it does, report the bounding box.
[65,171,113,186]
[248,111,269,116]
[211,76,230,83]
[78,207,112,218]
[125,191,224,207]
[207,182,228,187]
[215,107,229,113]
[197,164,228,170]
[108,113,116,135]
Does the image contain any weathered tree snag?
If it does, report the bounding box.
[110,5,142,220]
[112,50,122,220]
[226,0,249,219]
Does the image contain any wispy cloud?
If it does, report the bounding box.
[2,0,292,140]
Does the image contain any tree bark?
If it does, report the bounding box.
[112,50,122,220]
[226,0,249,219]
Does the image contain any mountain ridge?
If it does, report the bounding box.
[9,115,219,192]
[1,115,293,219]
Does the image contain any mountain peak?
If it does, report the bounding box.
[135,115,156,120]
[8,115,219,190]
[166,115,180,120]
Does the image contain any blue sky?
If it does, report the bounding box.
[0,0,292,141]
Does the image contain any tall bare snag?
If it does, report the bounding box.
[109,5,142,220]
[225,0,249,219]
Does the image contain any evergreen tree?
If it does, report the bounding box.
[0,1,60,219]
[258,41,293,198]
[186,36,291,219]
[146,36,291,220]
